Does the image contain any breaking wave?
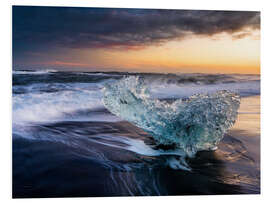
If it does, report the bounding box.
[12,85,106,124]
[13,69,58,75]
[102,76,241,157]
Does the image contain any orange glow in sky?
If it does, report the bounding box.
[51,31,259,74]
[13,7,260,74]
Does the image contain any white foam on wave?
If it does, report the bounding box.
[149,80,260,99]
[13,82,103,94]
[75,72,120,77]
[12,89,104,124]
[12,80,126,125]
[13,69,58,75]
[13,79,260,126]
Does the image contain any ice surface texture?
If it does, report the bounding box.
[102,76,240,157]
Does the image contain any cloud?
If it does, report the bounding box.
[13,6,260,50]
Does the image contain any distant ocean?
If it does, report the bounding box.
[12,70,260,197]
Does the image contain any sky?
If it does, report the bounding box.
[12,6,260,74]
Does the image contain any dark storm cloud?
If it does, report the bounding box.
[13,6,260,50]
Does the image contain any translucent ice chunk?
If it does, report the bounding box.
[102,76,240,157]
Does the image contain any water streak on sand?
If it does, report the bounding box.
[12,71,260,197]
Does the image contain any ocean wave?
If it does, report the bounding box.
[12,89,105,124]
[13,69,58,75]
[149,80,260,99]
[102,76,241,157]
[12,72,258,137]
[134,73,260,86]
[12,82,103,94]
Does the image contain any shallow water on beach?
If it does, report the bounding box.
[12,71,260,197]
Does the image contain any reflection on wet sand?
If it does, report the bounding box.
[13,96,260,197]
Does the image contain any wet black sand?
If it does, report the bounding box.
[12,96,260,198]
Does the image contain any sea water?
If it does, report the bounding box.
[12,70,260,197]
